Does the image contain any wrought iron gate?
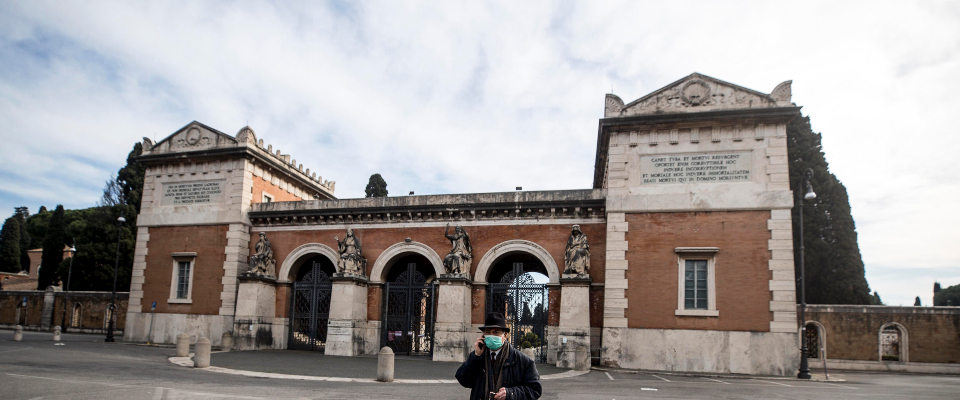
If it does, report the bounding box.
[487,262,549,363]
[289,262,332,351]
[381,263,437,356]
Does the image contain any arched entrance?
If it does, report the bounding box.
[486,253,549,363]
[381,254,437,356]
[289,255,336,351]
[803,322,823,359]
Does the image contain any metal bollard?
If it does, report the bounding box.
[194,337,211,368]
[220,332,233,352]
[53,326,61,341]
[377,346,394,382]
[175,333,190,357]
[13,325,23,341]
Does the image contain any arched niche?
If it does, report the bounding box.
[879,322,909,362]
[799,320,827,359]
[369,241,445,283]
[474,240,560,284]
[277,243,339,283]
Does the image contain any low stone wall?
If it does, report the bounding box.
[0,289,128,334]
[804,305,960,372]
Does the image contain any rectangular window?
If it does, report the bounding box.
[176,261,190,299]
[169,252,196,304]
[675,247,719,317]
[684,260,708,310]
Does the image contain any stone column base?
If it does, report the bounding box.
[433,275,473,362]
[234,275,277,350]
[325,275,369,357]
[557,327,591,371]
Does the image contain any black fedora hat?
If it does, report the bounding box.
[479,312,510,332]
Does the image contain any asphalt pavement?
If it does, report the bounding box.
[2,329,959,399]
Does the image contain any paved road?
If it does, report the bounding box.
[2,330,958,399]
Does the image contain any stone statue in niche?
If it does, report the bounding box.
[335,228,367,275]
[248,232,276,276]
[443,224,472,274]
[564,225,590,277]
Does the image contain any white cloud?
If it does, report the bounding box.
[0,0,957,301]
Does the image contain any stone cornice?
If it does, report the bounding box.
[249,189,606,227]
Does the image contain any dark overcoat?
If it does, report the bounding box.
[455,343,542,400]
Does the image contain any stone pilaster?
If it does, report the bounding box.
[767,208,797,332]
[233,275,277,350]
[557,277,592,370]
[325,274,370,356]
[601,211,628,367]
[433,274,473,362]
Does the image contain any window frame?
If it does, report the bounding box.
[262,192,273,203]
[168,252,197,304]
[674,247,719,317]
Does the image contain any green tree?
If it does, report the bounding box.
[38,205,67,289]
[57,205,134,292]
[0,215,21,272]
[15,207,31,272]
[788,115,872,305]
[914,296,922,306]
[870,291,883,305]
[934,283,960,306]
[520,332,541,348]
[364,173,388,197]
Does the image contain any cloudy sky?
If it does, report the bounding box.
[1,1,957,306]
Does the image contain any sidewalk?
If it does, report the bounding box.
[167,349,583,383]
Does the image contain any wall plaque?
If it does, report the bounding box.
[162,180,225,205]
[640,152,751,185]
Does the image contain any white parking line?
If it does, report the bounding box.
[702,377,729,384]
[152,387,164,400]
[816,381,857,390]
[752,379,792,387]
[605,372,614,380]
[651,375,671,382]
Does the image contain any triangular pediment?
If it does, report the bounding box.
[144,121,238,154]
[605,73,792,118]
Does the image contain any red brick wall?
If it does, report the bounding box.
[251,175,303,205]
[624,211,772,331]
[806,307,960,363]
[141,225,228,315]
[261,223,606,324]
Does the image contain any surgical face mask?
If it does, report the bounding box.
[484,334,504,351]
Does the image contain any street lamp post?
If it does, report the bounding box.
[105,215,125,343]
[60,241,77,333]
[797,168,816,380]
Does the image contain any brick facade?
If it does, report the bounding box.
[251,175,304,205]
[624,211,772,331]
[140,225,228,315]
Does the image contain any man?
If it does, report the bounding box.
[456,313,542,400]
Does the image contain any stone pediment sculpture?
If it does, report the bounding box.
[604,73,793,118]
[563,225,590,278]
[247,232,276,277]
[335,228,367,276]
[443,224,472,275]
[142,121,238,155]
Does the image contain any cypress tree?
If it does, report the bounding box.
[0,216,21,272]
[14,207,30,272]
[365,173,388,198]
[38,205,66,290]
[934,283,960,306]
[914,296,922,306]
[871,291,883,305]
[787,115,871,305]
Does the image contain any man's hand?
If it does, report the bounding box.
[474,336,484,357]
[494,387,506,400]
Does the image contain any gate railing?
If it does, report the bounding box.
[381,282,437,356]
[487,282,549,363]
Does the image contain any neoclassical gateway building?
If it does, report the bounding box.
[124,73,801,375]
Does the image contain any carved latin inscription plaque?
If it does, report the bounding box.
[162,180,225,205]
[640,152,751,185]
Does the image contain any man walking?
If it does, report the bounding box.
[456,312,542,400]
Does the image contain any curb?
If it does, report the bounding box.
[169,355,590,384]
[591,366,847,382]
